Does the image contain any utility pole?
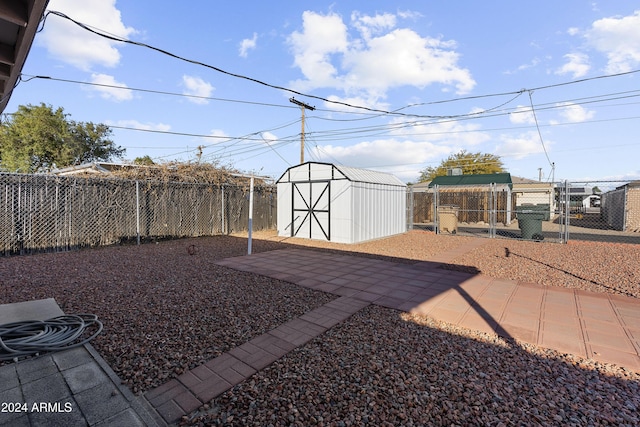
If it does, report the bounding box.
[538,167,543,181]
[289,97,315,163]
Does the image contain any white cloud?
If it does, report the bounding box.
[309,118,490,182]
[555,102,596,123]
[351,11,396,39]
[397,10,423,21]
[261,131,278,142]
[323,94,389,112]
[88,73,133,101]
[209,129,229,138]
[39,0,136,70]
[181,75,214,104]
[585,10,640,73]
[555,53,591,78]
[494,132,550,160]
[344,28,474,93]
[508,105,535,125]
[287,11,475,108]
[388,117,490,147]
[287,11,349,87]
[239,33,258,58]
[567,27,580,36]
[107,120,171,132]
[311,138,452,182]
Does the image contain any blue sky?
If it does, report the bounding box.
[7,1,640,183]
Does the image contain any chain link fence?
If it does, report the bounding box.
[409,180,640,245]
[0,173,276,255]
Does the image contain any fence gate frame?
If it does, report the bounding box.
[432,183,506,237]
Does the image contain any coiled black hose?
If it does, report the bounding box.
[0,314,103,361]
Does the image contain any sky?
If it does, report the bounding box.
[5,1,640,184]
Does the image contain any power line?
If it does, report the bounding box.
[527,90,554,174]
[21,74,298,110]
[43,10,640,120]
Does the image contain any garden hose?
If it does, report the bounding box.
[0,314,103,361]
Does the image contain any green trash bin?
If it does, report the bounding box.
[517,210,545,240]
[534,203,550,221]
[520,203,550,221]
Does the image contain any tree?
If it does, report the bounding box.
[133,155,155,166]
[0,103,124,172]
[417,150,506,182]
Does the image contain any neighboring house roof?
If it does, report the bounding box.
[511,176,555,191]
[0,0,50,113]
[511,176,542,184]
[52,162,138,176]
[568,186,593,197]
[409,181,432,191]
[610,180,640,191]
[277,162,406,187]
[428,173,512,189]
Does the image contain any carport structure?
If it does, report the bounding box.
[276,162,406,244]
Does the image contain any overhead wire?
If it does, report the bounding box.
[21,74,298,110]
[43,10,640,120]
[527,90,554,174]
[20,10,639,171]
[11,71,640,163]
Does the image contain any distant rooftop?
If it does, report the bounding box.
[428,173,512,189]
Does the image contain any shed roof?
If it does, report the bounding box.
[428,173,512,189]
[277,162,405,187]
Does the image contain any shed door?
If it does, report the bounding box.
[292,181,330,240]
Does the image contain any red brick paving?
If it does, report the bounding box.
[146,239,640,424]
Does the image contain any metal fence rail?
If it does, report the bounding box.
[0,173,276,255]
[409,180,639,245]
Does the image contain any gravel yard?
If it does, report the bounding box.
[186,305,639,426]
[1,229,639,425]
[0,236,334,393]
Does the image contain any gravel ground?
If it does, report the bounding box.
[1,229,639,425]
[247,229,480,264]
[442,239,640,298]
[0,236,334,393]
[184,305,640,426]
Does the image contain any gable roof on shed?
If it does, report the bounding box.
[428,173,512,189]
[277,162,405,187]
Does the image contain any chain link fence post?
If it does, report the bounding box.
[406,186,414,231]
[433,184,439,234]
[135,180,140,245]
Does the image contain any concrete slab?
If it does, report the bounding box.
[0,298,64,325]
[0,299,164,427]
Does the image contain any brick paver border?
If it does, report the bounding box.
[144,296,369,424]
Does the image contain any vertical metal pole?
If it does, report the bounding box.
[563,180,570,243]
[434,184,439,234]
[407,186,414,231]
[493,184,498,238]
[300,106,305,164]
[623,185,628,231]
[248,176,254,255]
[136,180,141,245]
[221,185,225,234]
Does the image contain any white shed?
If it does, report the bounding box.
[276,162,407,244]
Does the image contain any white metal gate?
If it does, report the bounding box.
[291,181,330,240]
